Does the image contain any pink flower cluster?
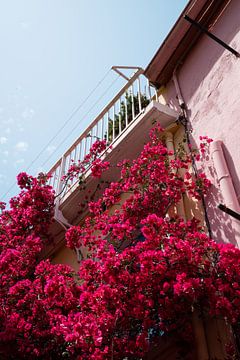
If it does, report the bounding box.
[194,135,213,161]
[0,126,239,359]
[61,139,109,184]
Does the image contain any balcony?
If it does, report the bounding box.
[47,68,179,254]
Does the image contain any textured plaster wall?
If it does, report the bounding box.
[164,0,240,245]
[52,246,79,272]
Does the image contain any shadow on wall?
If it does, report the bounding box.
[172,1,240,241]
[222,143,240,204]
[187,130,240,247]
[206,182,239,247]
[144,335,197,360]
[208,143,240,247]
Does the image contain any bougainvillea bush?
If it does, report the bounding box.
[0,126,240,359]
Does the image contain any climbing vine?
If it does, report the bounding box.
[0,125,239,359]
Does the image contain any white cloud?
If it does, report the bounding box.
[20,21,31,30]
[0,174,6,183]
[14,158,25,169]
[2,159,7,164]
[0,136,7,144]
[46,145,56,154]
[22,107,35,120]
[15,141,28,152]
[15,158,25,166]
[3,117,14,125]
[4,127,11,134]
[2,150,9,157]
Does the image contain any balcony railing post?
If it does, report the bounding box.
[147,79,152,99]
[101,117,104,141]
[125,93,128,126]
[107,111,110,143]
[137,77,142,112]
[131,84,135,120]
[113,103,116,140]
[56,155,66,199]
[119,98,122,134]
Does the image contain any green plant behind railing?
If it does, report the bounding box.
[107,93,150,142]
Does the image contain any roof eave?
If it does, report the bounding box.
[144,0,231,87]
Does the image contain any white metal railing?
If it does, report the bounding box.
[48,69,157,199]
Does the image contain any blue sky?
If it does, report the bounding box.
[0,0,188,202]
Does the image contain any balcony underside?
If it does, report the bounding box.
[47,101,179,256]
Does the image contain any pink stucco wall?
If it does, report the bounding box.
[164,0,240,245]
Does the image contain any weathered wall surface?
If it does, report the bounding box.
[52,246,79,272]
[163,0,240,245]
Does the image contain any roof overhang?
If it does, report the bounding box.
[144,0,231,87]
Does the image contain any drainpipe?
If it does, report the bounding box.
[173,68,211,359]
[210,140,240,248]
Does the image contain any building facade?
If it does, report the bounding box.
[47,0,240,358]
[145,0,240,249]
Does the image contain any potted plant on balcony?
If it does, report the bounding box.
[107,92,150,142]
